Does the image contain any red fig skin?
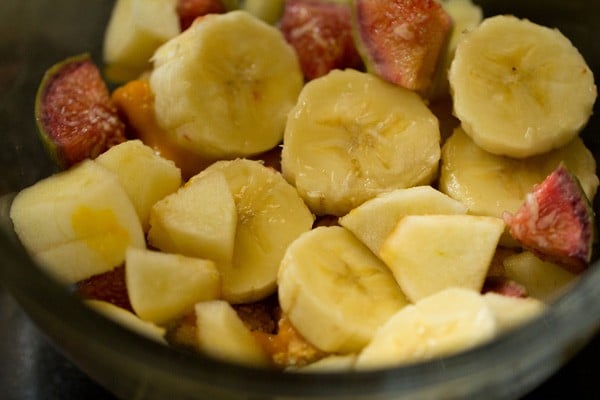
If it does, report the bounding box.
[353,0,453,95]
[279,0,363,80]
[503,164,596,274]
[35,54,126,169]
[176,0,227,31]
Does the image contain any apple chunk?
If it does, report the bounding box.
[195,300,270,367]
[96,139,182,232]
[379,214,504,302]
[339,186,467,256]
[148,170,237,269]
[126,247,220,325]
[10,160,145,284]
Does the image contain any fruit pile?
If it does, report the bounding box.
[9,0,598,371]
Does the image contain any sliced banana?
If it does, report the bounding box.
[379,214,504,302]
[150,10,303,159]
[339,186,467,256]
[449,15,597,158]
[191,159,314,304]
[356,287,497,369]
[281,69,441,216]
[278,226,409,354]
[439,128,599,222]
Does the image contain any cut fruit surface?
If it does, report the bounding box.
[503,164,596,273]
[379,214,504,302]
[353,0,453,95]
[35,54,126,169]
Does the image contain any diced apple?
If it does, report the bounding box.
[85,299,167,344]
[483,292,546,333]
[339,186,467,256]
[502,251,578,302]
[125,247,220,325]
[148,170,237,269]
[195,300,270,367]
[103,0,181,82]
[96,139,182,231]
[10,160,145,284]
[379,214,504,302]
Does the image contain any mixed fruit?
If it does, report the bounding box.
[9,0,598,371]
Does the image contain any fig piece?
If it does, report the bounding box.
[279,0,363,80]
[76,266,133,312]
[35,54,126,169]
[503,164,596,274]
[353,0,453,95]
[176,0,228,31]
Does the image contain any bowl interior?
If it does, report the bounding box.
[0,1,599,399]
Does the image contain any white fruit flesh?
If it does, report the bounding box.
[9,160,145,284]
[103,0,180,81]
[195,300,270,367]
[449,15,597,158]
[150,10,303,159]
[503,251,578,302]
[356,288,497,369]
[440,128,599,221]
[483,292,545,332]
[193,159,314,303]
[95,140,182,232]
[126,247,220,325]
[278,226,409,354]
[339,186,467,256]
[281,69,441,216]
[85,300,167,344]
[148,171,238,269]
[379,214,504,302]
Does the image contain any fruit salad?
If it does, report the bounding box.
[9,0,598,371]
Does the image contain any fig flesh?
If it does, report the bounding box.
[35,54,126,169]
[503,164,596,274]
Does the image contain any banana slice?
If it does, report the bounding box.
[278,226,409,354]
[149,10,303,159]
[449,15,597,158]
[355,287,497,369]
[191,159,314,304]
[439,128,599,222]
[339,186,467,256]
[281,69,441,216]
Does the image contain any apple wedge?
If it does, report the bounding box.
[85,299,167,344]
[126,247,220,325]
[502,251,578,302]
[379,214,504,302]
[148,170,238,270]
[96,140,182,232]
[339,186,467,256]
[103,0,181,82]
[194,300,270,367]
[10,160,145,284]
